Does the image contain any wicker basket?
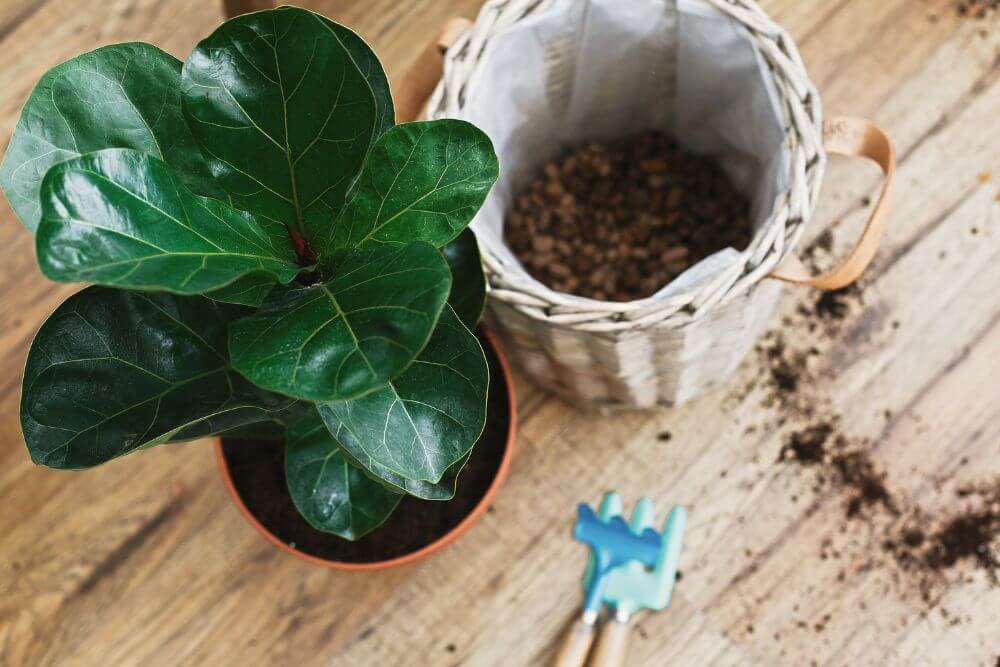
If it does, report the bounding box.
[399,0,894,411]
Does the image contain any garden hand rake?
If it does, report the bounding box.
[584,493,686,666]
[552,494,663,667]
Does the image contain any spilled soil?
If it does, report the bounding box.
[956,0,999,19]
[739,226,1000,608]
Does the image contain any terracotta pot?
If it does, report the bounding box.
[216,328,517,571]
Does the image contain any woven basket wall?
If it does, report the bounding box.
[426,0,825,411]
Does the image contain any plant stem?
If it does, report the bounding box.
[286,226,316,267]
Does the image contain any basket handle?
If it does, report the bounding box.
[395,17,472,123]
[768,117,895,290]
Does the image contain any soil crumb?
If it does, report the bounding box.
[781,423,833,464]
[832,450,897,518]
[814,286,859,321]
[956,0,999,19]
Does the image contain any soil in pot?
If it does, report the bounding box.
[505,130,752,302]
[221,333,511,563]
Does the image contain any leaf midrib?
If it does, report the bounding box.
[321,284,378,380]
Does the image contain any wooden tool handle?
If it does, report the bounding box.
[588,618,631,667]
[552,618,596,667]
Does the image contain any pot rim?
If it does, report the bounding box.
[215,327,518,571]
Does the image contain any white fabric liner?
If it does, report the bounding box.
[453,0,789,306]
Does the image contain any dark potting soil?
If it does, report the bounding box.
[734,233,1000,608]
[505,130,752,302]
[221,335,511,563]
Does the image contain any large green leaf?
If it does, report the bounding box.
[325,412,472,500]
[21,287,297,470]
[36,149,300,294]
[442,228,487,329]
[229,242,451,402]
[285,409,401,539]
[209,401,310,441]
[316,306,488,483]
[326,120,499,252]
[181,6,392,245]
[204,272,279,307]
[314,15,394,138]
[0,42,221,233]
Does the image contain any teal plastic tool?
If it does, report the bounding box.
[574,501,663,619]
[553,493,685,667]
[583,492,686,618]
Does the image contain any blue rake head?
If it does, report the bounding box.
[582,492,686,617]
[572,499,663,617]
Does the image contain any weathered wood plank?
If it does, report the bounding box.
[0,1,997,666]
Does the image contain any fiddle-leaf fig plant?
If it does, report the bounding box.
[2,6,498,541]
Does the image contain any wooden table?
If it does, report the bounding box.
[1,1,997,664]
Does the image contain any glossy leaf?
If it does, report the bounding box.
[229,242,451,402]
[317,306,488,483]
[285,409,401,539]
[442,229,487,329]
[204,272,279,307]
[36,149,300,294]
[326,120,499,251]
[326,412,472,500]
[210,401,310,440]
[0,42,221,233]
[21,287,297,469]
[314,15,394,140]
[217,421,286,440]
[181,6,392,244]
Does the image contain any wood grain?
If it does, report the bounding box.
[0,1,998,665]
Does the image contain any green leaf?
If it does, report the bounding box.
[442,228,487,329]
[326,120,499,252]
[285,409,401,539]
[0,42,221,233]
[204,272,279,307]
[21,287,297,470]
[181,6,392,245]
[326,412,472,500]
[314,15,394,140]
[229,242,451,402]
[211,401,310,440]
[316,306,488,483]
[36,149,301,295]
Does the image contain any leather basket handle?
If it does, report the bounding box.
[769,117,896,290]
[395,18,472,123]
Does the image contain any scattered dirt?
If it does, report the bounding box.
[505,130,751,301]
[956,0,999,19]
[736,228,1000,612]
[884,483,1000,575]
[813,286,857,321]
[780,423,832,464]
[833,450,897,518]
